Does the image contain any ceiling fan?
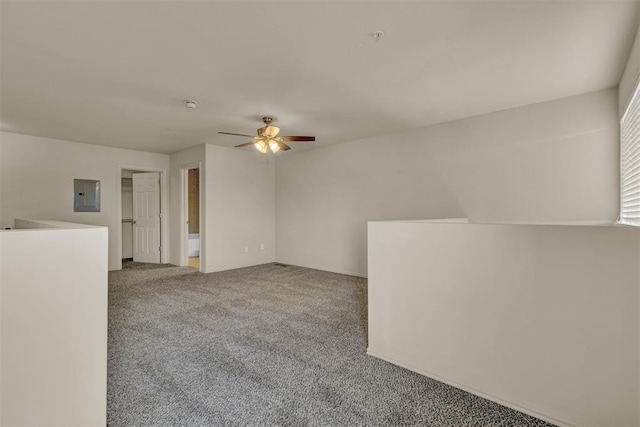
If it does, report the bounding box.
[218,117,315,153]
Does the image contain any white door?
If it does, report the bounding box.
[133,172,161,263]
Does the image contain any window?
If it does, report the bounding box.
[620,83,640,225]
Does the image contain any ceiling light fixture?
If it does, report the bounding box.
[268,139,281,153]
[372,30,385,41]
[254,139,268,154]
[183,100,197,110]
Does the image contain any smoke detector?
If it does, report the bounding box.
[183,100,197,110]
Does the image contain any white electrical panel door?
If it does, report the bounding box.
[132,172,161,264]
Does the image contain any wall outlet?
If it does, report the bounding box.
[244,246,249,253]
[260,243,265,250]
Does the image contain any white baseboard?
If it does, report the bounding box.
[274,260,367,278]
[366,348,574,427]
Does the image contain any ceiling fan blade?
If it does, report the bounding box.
[277,141,291,151]
[219,131,257,138]
[281,136,315,142]
[234,141,255,148]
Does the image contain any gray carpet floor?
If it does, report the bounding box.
[108,262,553,427]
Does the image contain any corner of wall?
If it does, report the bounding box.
[619,14,640,117]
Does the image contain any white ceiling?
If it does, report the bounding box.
[1,1,638,155]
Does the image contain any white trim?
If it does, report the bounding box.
[180,162,202,272]
[274,261,366,279]
[366,349,575,427]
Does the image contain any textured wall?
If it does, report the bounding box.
[205,144,275,272]
[368,220,640,427]
[0,131,170,270]
[276,89,619,277]
[1,221,108,425]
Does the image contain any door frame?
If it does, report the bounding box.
[180,162,203,272]
[116,165,169,270]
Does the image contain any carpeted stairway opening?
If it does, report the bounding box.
[108,263,552,426]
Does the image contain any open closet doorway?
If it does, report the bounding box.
[121,169,162,265]
[184,166,201,270]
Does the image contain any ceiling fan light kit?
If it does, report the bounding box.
[268,140,281,153]
[254,139,268,154]
[219,117,315,154]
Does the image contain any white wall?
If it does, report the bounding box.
[170,144,275,272]
[1,220,108,426]
[205,144,275,272]
[0,131,170,270]
[276,89,619,277]
[368,220,640,427]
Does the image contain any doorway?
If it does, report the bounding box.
[185,167,200,270]
[121,169,162,266]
